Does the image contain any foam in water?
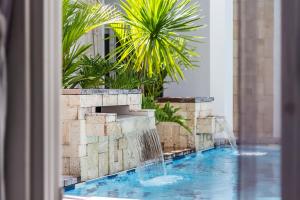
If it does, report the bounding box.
[234,151,267,156]
[140,175,183,187]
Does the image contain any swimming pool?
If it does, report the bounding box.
[65,146,281,200]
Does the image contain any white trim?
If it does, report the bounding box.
[43,0,62,199]
[25,0,32,199]
[273,0,281,139]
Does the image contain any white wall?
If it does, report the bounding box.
[164,0,234,128]
[209,0,233,127]
[164,0,211,97]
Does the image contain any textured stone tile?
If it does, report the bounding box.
[61,107,78,120]
[199,102,212,111]
[102,94,118,106]
[80,157,88,181]
[179,126,191,136]
[62,121,70,145]
[68,120,87,144]
[109,150,123,174]
[117,94,128,105]
[85,123,105,136]
[263,112,273,133]
[99,136,109,153]
[123,151,135,170]
[199,110,212,118]
[179,135,188,149]
[85,114,106,124]
[86,136,99,144]
[63,157,70,175]
[197,117,216,134]
[78,107,93,120]
[98,152,109,177]
[86,143,99,179]
[118,138,128,149]
[61,95,69,108]
[68,95,81,107]
[63,144,87,157]
[128,94,141,105]
[106,113,117,123]
[69,157,81,176]
[80,95,103,107]
[186,103,195,112]
[129,104,141,111]
[148,116,156,129]
[105,123,122,137]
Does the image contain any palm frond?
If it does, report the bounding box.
[77,55,118,88]
[142,97,192,133]
[111,0,203,80]
[63,0,120,88]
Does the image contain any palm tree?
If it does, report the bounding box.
[62,0,119,88]
[112,0,203,80]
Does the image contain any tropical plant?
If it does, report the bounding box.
[77,55,118,89]
[142,96,157,109]
[156,103,191,133]
[62,0,119,88]
[106,69,167,97]
[142,97,191,133]
[105,70,147,90]
[111,0,203,80]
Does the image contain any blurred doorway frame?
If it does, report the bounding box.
[281,0,300,199]
[3,0,300,200]
[4,0,61,200]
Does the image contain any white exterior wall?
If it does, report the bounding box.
[164,0,234,128]
[164,0,211,97]
[209,0,233,127]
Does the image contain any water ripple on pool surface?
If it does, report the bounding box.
[235,151,268,156]
[140,175,183,187]
[65,146,281,200]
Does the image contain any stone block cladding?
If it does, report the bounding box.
[61,89,155,181]
[156,97,215,152]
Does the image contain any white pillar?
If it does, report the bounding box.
[209,0,234,127]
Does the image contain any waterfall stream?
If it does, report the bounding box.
[215,117,237,150]
[124,127,182,186]
[135,129,167,180]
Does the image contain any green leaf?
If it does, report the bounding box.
[111,0,204,80]
[62,0,120,88]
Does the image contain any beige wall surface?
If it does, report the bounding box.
[233,0,276,143]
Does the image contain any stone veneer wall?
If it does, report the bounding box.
[233,0,275,143]
[61,89,155,181]
[156,97,215,152]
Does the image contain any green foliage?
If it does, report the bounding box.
[62,0,119,88]
[105,69,166,98]
[105,70,146,90]
[77,55,118,89]
[142,96,157,109]
[111,0,203,80]
[142,97,191,133]
[156,103,192,133]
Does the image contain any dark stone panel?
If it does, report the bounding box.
[157,97,214,103]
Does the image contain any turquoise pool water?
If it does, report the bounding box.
[65,146,281,200]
